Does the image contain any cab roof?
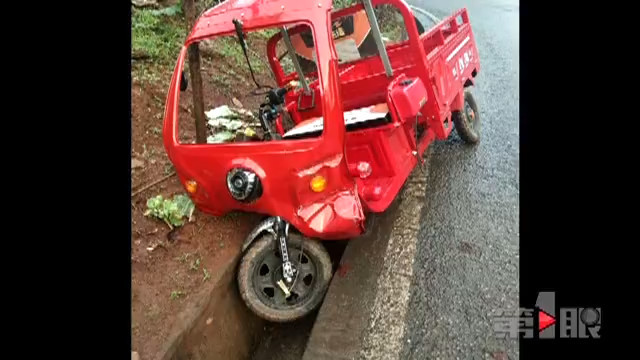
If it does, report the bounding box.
[185,0,334,44]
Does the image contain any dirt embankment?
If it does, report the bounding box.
[131,9,277,357]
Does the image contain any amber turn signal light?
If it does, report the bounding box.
[310,175,327,192]
[185,180,198,194]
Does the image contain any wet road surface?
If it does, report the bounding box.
[401,0,519,359]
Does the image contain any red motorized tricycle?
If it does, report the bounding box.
[164,0,481,322]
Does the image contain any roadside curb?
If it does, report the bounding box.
[156,251,265,360]
[359,167,429,360]
[303,155,430,360]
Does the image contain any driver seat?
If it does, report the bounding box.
[282,103,391,140]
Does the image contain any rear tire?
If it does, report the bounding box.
[452,90,481,144]
[238,233,332,322]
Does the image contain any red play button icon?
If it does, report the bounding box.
[539,310,556,331]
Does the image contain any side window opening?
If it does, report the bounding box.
[285,4,422,85]
[176,22,324,144]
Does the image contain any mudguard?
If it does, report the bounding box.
[242,217,277,252]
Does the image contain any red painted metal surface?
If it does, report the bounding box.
[162,0,481,240]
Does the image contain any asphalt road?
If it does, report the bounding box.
[401,0,520,359]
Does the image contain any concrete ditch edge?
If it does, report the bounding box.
[303,158,430,360]
[157,252,265,360]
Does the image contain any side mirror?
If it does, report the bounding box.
[180,70,188,91]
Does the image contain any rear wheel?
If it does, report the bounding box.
[238,233,332,322]
[452,90,481,144]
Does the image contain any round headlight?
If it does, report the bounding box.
[226,168,262,202]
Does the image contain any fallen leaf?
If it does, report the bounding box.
[236,108,256,119]
[205,105,238,120]
[226,120,244,131]
[207,131,235,143]
[146,242,166,252]
[207,118,223,127]
[232,98,244,108]
[132,158,145,169]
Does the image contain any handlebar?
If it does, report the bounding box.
[258,81,299,140]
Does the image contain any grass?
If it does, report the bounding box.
[132,3,274,90]
[256,28,279,39]
[333,0,356,9]
[175,252,191,263]
[132,7,186,64]
[207,62,256,94]
[375,5,406,42]
[212,35,267,73]
[215,37,245,64]
[176,252,202,271]
[211,73,232,91]
[170,290,186,300]
[132,64,162,83]
[190,257,201,271]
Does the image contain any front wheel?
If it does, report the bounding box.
[452,90,481,144]
[237,233,333,322]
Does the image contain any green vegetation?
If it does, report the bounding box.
[190,257,201,271]
[132,7,186,64]
[176,252,191,263]
[376,5,406,42]
[212,35,268,73]
[333,0,356,9]
[144,194,195,229]
[170,290,185,300]
[214,37,246,67]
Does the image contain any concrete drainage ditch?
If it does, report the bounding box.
[157,253,264,360]
[156,238,348,360]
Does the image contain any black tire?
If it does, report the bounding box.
[452,90,481,144]
[238,232,333,322]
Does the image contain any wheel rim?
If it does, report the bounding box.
[463,100,476,128]
[252,245,318,310]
